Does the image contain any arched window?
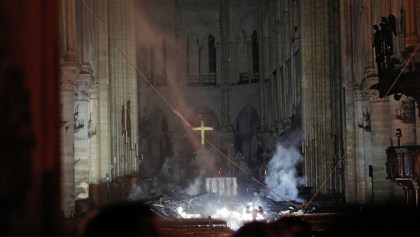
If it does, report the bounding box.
[208,35,216,73]
[251,30,259,80]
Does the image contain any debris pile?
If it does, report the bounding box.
[143,191,317,230]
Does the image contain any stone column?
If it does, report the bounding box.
[63,0,78,62]
[60,0,79,218]
[60,64,78,218]
[79,0,94,73]
[365,76,395,204]
[258,0,266,130]
[74,74,92,200]
[74,0,94,201]
[219,0,231,130]
[89,83,100,184]
[364,0,375,70]
[301,0,340,195]
[338,0,357,203]
[403,0,419,48]
[93,0,111,184]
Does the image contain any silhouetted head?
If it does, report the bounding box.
[234,221,274,237]
[270,216,312,237]
[79,201,161,236]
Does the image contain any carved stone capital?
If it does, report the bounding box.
[80,63,93,75]
[60,63,79,91]
[364,75,388,103]
[63,50,79,63]
[353,85,367,101]
[75,73,93,101]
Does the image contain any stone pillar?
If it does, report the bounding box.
[258,0,266,130]
[63,0,78,62]
[301,0,341,196]
[365,76,396,204]
[89,83,100,184]
[93,0,112,184]
[354,85,367,202]
[74,0,94,201]
[219,0,231,130]
[60,63,78,218]
[364,0,375,69]
[60,0,79,218]
[78,0,94,73]
[74,73,92,200]
[338,0,357,203]
[404,0,419,48]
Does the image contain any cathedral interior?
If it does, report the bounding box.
[2,0,420,235]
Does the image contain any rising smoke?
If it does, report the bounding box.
[264,143,304,202]
[185,148,216,195]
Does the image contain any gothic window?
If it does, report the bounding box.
[186,35,199,85]
[251,30,259,82]
[208,35,216,73]
[235,105,260,162]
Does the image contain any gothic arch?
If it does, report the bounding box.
[139,108,172,177]
[191,106,220,130]
[235,105,260,163]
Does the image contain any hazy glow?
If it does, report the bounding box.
[176,206,201,218]
[176,201,266,231]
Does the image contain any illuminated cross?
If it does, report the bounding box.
[192,120,213,145]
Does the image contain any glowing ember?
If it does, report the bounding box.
[176,201,267,230]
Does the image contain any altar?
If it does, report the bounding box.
[205,177,238,196]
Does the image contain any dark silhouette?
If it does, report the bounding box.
[373,24,383,64]
[380,15,397,57]
[234,221,274,237]
[270,217,312,237]
[79,201,161,236]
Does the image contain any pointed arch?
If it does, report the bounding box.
[235,105,260,163]
[139,108,172,177]
[236,104,260,133]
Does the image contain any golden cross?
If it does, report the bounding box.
[192,120,213,145]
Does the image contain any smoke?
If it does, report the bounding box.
[185,175,203,195]
[128,184,143,200]
[264,143,304,202]
[185,148,216,195]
